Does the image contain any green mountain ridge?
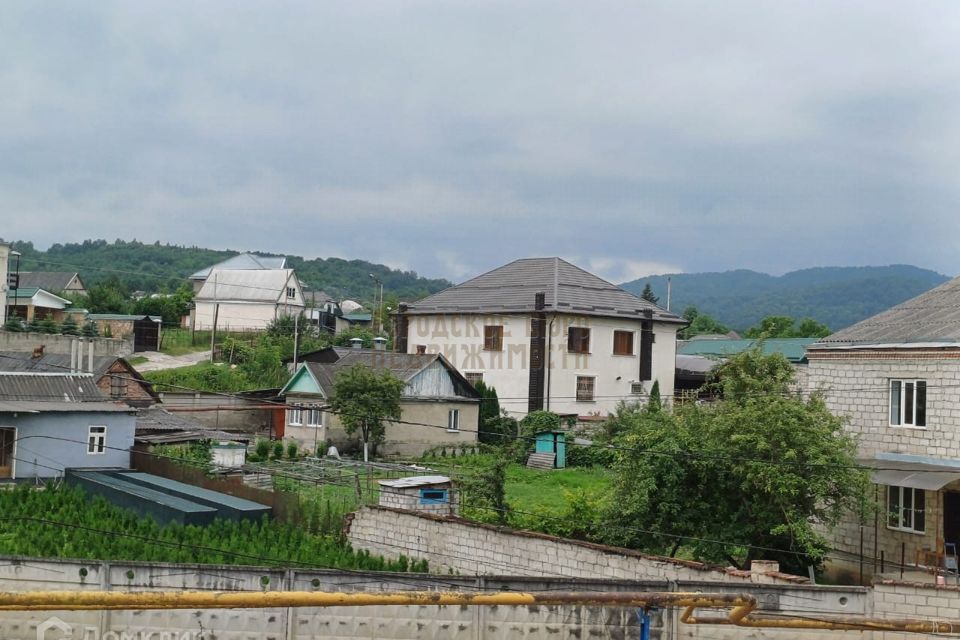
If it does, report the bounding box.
[9,239,453,303]
[621,265,951,333]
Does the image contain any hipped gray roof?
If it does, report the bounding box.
[400,257,684,323]
[813,275,960,347]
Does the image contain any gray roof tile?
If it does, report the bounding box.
[814,275,960,346]
[400,257,684,322]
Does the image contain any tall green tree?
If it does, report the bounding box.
[640,283,659,304]
[603,349,868,574]
[329,364,404,462]
[679,306,731,339]
[744,315,830,339]
[85,276,133,314]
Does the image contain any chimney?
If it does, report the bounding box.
[70,338,78,373]
[88,339,95,373]
[350,337,363,349]
[416,344,427,355]
[373,336,387,351]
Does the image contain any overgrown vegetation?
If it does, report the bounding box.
[0,484,426,571]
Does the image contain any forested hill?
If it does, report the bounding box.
[621,265,950,333]
[10,239,452,302]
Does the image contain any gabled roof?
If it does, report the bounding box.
[400,257,684,323]
[280,347,479,400]
[813,276,960,348]
[0,373,132,413]
[189,253,287,280]
[17,272,84,293]
[194,269,301,304]
[678,338,816,364]
[0,352,159,403]
[8,288,72,309]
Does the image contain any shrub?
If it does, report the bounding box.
[255,439,271,459]
[286,441,299,459]
[272,441,284,460]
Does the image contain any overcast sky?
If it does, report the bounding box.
[2,1,959,283]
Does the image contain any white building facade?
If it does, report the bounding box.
[395,258,684,418]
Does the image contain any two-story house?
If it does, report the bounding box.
[394,257,685,418]
[192,268,305,331]
[807,276,960,578]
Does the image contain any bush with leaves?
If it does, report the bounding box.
[603,348,869,574]
[3,316,23,332]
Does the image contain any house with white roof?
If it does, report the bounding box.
[806,275,960,578]
[188,253,288,293]
[394,257,686,418]
[192,269,305,331]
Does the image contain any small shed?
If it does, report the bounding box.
[533,431,567,469]
[378,475,457,516]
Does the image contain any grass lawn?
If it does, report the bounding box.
[504,464,612,514]
[126,355,149,365]
[159,328,213,355]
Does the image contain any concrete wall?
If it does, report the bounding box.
[0,410,134,479]
[193,300,303,331]
[404,313,677,417]
[346,506,809,585]
[156,392,272,433]
[0,331,132,357]
[0,555,872,640]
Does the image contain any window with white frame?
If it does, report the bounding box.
[890,379,926,427]
[306,407,323,428]
[888,485,925,533]
[287,405,303,426]
[447,409,460,431]
[87,426,106,455]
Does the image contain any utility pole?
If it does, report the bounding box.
[292,311,300,370]
[369,274,383,335]
[209,271,219,363]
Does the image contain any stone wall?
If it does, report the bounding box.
[346,506,809,584]
[0,331,132,357]
[806,351,960,579]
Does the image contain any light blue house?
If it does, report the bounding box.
[0,373,135,480]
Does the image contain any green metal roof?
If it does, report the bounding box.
[342,312,372,321]
[9,287,40,298]
[677,338,817,364]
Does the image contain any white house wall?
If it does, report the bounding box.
[193,301,304,331]
[404,313,677,417]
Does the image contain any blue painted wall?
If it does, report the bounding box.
[0,411,135,479]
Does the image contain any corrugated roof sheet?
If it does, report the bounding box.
[87,314,162,322]
[677,338,816,364]
[813,276,960,347]
[0,352,117,377]
[0,373,108,402]
[379,475,451,488]
[135,406,209,432]
[194,269,299,303]
[189,253,287,280]
[400,257,684,323]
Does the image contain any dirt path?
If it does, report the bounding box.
[134,350,211,372]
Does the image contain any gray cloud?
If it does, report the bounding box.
[2,0,959,283]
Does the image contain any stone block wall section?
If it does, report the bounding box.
[345,506,810,584]
[806,352,960,579]
[0,331,132,357]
